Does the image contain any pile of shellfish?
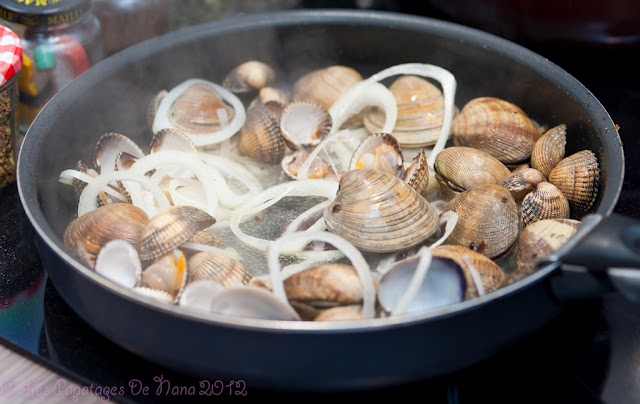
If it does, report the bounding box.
[58,60,599,323]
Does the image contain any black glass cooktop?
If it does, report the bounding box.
[1,7,640,404]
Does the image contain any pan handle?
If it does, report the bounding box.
[542,213,640,303]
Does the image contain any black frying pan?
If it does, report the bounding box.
[16,9,638,392]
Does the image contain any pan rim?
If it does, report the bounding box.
[17,8,624,333]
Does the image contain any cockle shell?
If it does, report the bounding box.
[348,133,403,177]
[323,168,440,253]
[500,167,546,203]
[548,150,599,216]
[167,83,235,135]
[431,245,507,299]
[93,132,145,174]
[279,101,332,149]
[363,75,448,147]
[94,239,142,289]
[257,86,290,106]
[222,60,276,93]
[521,182,570,226]
[208,286,301,321]
[187,251,252,287]
[141,249,188,297]
[434,146,511,192]
[63,203,149,259]
[138,205,216,262]
[530,124,567,178]
[451,97,538,164]
[237,102,286,164]
[292,65,363,110]
[149,128,198,154]
[403,149,430,196]
[445,184,520,259]
[280,148,336,180]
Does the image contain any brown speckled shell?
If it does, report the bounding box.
[403,149,430,196]
[500,167,546,203]
[530,124,567,178]
[431,245,507,299]
[548,150,600,216]
[324,168,440,253]
[434,146,511,192]
[521,182,570,226]
[451,97,538,164]
[222,60,276,93]
[187,251,252,287]
[445,184,520,259]
[292,65,363,110]
[238,102,286,164]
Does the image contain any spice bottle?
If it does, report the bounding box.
[0,0,103,136]
[0,25,22,189]
[92,0,170,57]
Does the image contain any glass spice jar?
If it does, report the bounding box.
[0,25,22,190]
[0,0,103,136]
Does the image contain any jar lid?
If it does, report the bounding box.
[0,25,22,87]
[0,0,91,27]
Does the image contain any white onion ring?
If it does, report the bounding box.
[58,169,127,202]
[197,152,263,195]
[429,211,458,249]
[77,171,170,217]
[152,78,246,147]
[462,254,486,297]
[329,80,397,135]
[267,231,377,319]
[391,246,433,316]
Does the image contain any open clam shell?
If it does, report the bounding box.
[141,249,188,298]
[94,239,142,289]
[348,133,403,177]
[208,286,302,321]
[279,101,332,149]
[403,149,429,196]
[323,168,440,253]
[93,132,145,174]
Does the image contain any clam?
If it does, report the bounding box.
[141,249,188,297]
[434,146,511,192]
[132,286,174,303]
[257,86,289,106]
[451,97,538,164]
[149,128,198,154]
[138,205,216,262]
[521,182,570,226]
[323,168,440,253]
[530,124,567,178]
[63,203,149,260]
[208,286,301,321]
[187,251,252,287]
[500,167,546,203]
[222,60,276,93]
[291,65,363,110]
[178,279,226,313]
[348,133,403,177]
[279,101,332,149]
[377,255,466,316]
[363,75,448,147]
[548,150,600,216]
[431,245,506,298]
[186,230,228,249]
[93,132,145,174]
[403,149,430,196]
[94,239,142,289]
[282,263,376,320]
[515,218,582,276]
[147,89,168,128]
[237,102,286,164]
[445,184,520,259]
[280,148,337,180]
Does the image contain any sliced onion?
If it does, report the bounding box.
[391,246,432,316]
[229,179,339,254]
[462,254,486,297]
[197,152,263,195]
[366,63,457,168]
[59,169,127,202]
[77,171,170,217]
[152,78,246,147]
[329,80,397,135]
[429,211,458,249]
[267,231,377,319]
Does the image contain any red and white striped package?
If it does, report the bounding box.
[0,25,22,87]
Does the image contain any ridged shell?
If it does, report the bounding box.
[348,133,403,177]
[187,230,228,249]
[431,245,507,299]
[187,251,252,287]
[138,206,216,262]
[548,150,600,216]
[434,146,511,192]
[168,83,235,135]
[530,124,567,178]
[237,102,286,164]
[363,75,448,147]
[403,149,429,196]
[279,101,332,149]
[63,203,149,258]
[451,97,538,164]
[280,148,336,180]
[257,86,289,106]
[323,168,440,253]
[292,65,363,110]
[445,184,520,259]
[500,167,546,203]
[521,182,570,226]
[516,218,582,275]
[141,249,188,297]
[93,132,145,174]
[149,128,197,153]
[222,60,276,93]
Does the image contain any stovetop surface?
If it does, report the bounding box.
[1,6,640,403]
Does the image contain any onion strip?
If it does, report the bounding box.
[329,80,397,135]
[58,169,127,202]
[391,246,433,316]
[267,231,377,319]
